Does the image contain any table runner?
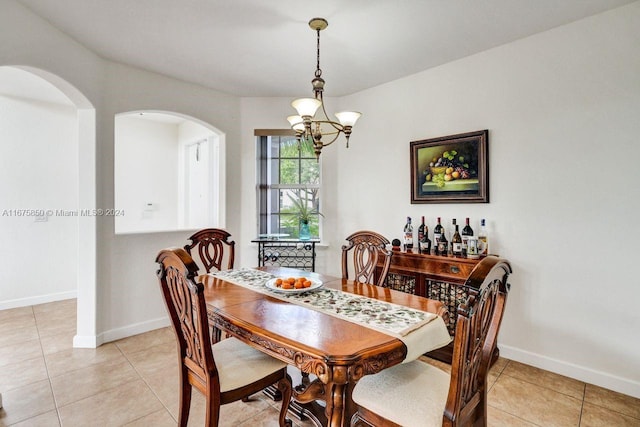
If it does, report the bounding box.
[207,268,452,361]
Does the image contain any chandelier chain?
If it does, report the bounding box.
[315,28,322,78]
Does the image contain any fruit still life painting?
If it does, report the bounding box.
[424,148,476,188]
[410,130,489,204]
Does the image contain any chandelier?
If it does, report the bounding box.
[287,18,362,160]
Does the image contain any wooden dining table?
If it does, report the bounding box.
[200,266,450,427]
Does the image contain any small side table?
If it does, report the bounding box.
[252,238,319,272]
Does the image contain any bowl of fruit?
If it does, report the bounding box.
[265,276,323,294]
[424,150,473,187]
[430,166,447,175]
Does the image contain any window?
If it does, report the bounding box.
[257,133,321,239]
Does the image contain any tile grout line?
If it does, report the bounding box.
[50,352,159,425]
[487,361,545,426]
[114,340,180,424]
[498,370,584,401]
[486,402,545,427]
[577,383,586,426]
[579,394,640,422]
[34,305,64,427]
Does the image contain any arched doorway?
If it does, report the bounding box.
[114,111,226,234]
[0,66,97,347]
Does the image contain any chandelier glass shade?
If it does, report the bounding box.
[288,18,361,159]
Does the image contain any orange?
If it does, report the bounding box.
[303,280,312,288]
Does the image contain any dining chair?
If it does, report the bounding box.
[156,247,292,427]
[184,228,235,273]
[351,256,512,427]
[342,230,392,287]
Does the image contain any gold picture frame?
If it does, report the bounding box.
[410,130,489,204]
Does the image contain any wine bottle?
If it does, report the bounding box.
[403,216,414,251]
[478,218,488,256]
[419,217,431,254]
[433,217,443,255]
[418,216,425,245]
[437,227,448,256]
[452,221,463,257]
[447,219,456,256]
[461,217,474,257]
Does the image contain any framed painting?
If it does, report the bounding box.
[410,130,489,203]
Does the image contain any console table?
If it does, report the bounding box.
[252,238,319,272]
[376,250,509,364]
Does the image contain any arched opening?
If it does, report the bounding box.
[0,66,97,348]
[114,111,226,234]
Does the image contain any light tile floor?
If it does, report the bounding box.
[1,299,639,426]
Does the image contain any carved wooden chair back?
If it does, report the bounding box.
[351,256,511,427]
[341,230,392,287]
[156,247,292,427]
[156,248,220,420]
[443,258,511,426]
[184,228,235,273]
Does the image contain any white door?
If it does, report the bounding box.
[185,139,210,227]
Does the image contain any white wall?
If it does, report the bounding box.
[115,116,179,233]
[0,0,243,346]
[0,0,101,346]
[239,3,640,398]
[99,62,242,342]
[0,68,79,307]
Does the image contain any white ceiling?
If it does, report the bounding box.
[17,0,635,97]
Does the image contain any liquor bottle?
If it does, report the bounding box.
[461,217,474,257]
[419,217,431,254]
[447,219,456,256]
[478,218,488,256]
[403,216,414,251]
[452,220,463,257]
[433,217,443,255]
[437,228,448,256]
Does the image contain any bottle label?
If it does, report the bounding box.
[462,236,469,249]
[453,243,462,253]
[434,233,442,242]
[437,241,448,254]
[478,236,488,254]
[404,233,413,248]
[467,238,479,257]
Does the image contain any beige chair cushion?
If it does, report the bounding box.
[212,337,287,393]
[352,360,451,427]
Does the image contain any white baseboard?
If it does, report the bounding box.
[500,344,640,399]
[73,334,100,348]
[0,291,77,310]
[98,316,171,344]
